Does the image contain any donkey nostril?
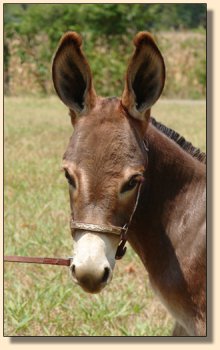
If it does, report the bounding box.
[101,267,110,283]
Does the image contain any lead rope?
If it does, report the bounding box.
[4,141,149,265]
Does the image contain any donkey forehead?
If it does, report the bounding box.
[63,98,145,172]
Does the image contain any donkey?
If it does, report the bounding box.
[52,31,206,336]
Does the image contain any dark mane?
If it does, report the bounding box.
[150,117,206,164]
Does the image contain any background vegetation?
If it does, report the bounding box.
[4,3,206,98]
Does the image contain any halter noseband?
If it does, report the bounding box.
[70,139,148,260]
[70,221,128,260]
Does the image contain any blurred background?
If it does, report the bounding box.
[4,3,206,336]
[4,3,206,99]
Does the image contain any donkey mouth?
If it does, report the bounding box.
[77,282,106,294]
[71,275,109,294]
[70,263,112,294]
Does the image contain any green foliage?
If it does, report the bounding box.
[4,4,206,97]
[4,3,207,39]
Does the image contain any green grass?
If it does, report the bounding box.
[4,96,206,336]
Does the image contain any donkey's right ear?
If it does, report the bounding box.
[52,32,96,118]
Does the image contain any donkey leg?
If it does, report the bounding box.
[172,322,189,336]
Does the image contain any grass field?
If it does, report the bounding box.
[4,96,206,336]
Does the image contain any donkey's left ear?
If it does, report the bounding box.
[122,32,165,122]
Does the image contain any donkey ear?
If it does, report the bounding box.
[122,32,165,122]
[52,32,96,117]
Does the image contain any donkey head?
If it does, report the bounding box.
[52,32,165,293]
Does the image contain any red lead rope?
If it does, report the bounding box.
[4,255,71,267]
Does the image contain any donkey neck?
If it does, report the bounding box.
[128,122,205,274]
[146,122,205,191]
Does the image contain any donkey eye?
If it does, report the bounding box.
[64,170,76,188]
[121,175,139,193]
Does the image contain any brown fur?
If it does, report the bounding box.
[52,31,206,336]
